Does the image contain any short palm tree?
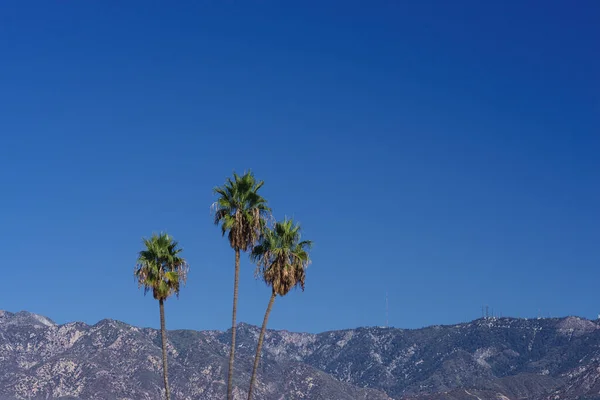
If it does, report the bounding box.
[247,219,312,400]
[213,171,270,400]
[134,233,189,400]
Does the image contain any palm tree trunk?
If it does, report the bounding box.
[227,249,241,400]
[247,291,276,400]
[159,299,171,400]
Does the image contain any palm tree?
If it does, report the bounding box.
[247,219,312,400]
[213,171,270,400]
[134,233,189,400]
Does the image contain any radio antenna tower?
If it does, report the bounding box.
[385,291,389,328]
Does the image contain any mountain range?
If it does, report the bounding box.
[1,310,600,399]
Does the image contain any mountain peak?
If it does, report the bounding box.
[0,310,56,327]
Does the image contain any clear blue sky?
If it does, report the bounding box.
[0,1,598,333]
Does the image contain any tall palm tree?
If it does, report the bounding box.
[134,233,189,400]
[213,171,270,400]
[247,219,312,400]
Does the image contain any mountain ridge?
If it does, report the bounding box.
[7,309,597,334]
[1,310,600,399]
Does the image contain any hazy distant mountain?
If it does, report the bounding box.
[1,310,600,399]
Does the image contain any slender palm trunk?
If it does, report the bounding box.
[159,299,171,400]
[227,249,241,400]
[247,292,276,400]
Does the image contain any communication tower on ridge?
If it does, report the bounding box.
[385,291,389,328]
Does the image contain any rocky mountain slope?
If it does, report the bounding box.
[1,310,600,399]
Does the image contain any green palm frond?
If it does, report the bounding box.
[134,233,189,301]
[212,170,271,251]
[251,218,312,296]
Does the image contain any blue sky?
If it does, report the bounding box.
[0,1,598,333]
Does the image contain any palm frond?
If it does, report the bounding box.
[134,232,189,301]
[252,218,312,296]
[212,170,271,251]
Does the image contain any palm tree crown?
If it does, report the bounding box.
[213,171,271,251]
[135,233,189,301]
[251,218,312,296]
